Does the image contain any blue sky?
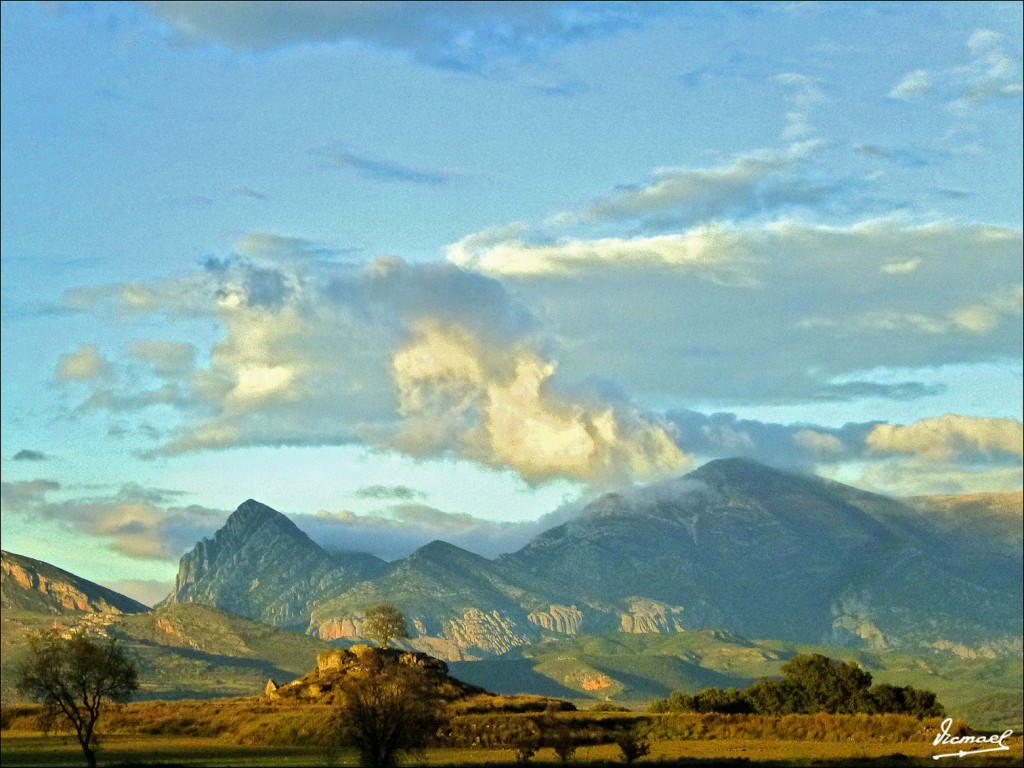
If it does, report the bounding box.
[2,1,1021,605]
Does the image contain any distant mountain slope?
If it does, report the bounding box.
[161,461,1023,660]
[1,597,333,702]
[310,540,547,658]
[1,549,148,615]
[107,603,335,699]
[162,499,387,630]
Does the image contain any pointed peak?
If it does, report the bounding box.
[232,498,281,519]
[218,499,309,544]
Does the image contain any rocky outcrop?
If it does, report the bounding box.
[269,645,479,703]
[528,604,583,635]
[442,609,532,655]
[619,598,685,633]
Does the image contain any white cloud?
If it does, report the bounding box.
[451,218,1022,405]
[56,240,687,487]
[775,73,825,140]
[127,340,196,377]
[449,227,755,283]
[389,320,690,485]
[887,30,1022,108]
[888,69,933,100]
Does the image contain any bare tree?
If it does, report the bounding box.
[16,629,138,768]
[335,654,446,767]
[363,603,410,650]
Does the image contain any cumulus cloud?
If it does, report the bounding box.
[451,218,1022,405]
[665,409,875,472]
[56,237,686,487]
[857,460,1023,498]
[144,1,666,70]
[127,340,196,377]
[867,414,1024,462]
[231,232,341,262]
[0,480,226,562]
[389,320,689,485]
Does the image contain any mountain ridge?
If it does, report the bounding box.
[162,459,1022,660]
[1,549,149,615]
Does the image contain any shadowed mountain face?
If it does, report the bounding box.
[1,550,149,615]
[162,462,1023,660]
[162,499,387,631]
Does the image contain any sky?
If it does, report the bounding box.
[1,1,1022,606]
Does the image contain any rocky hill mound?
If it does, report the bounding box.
[265,643,484,705]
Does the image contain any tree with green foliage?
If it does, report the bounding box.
[363,603,410,650]
[649,653,944,719]
[779,653,873,713]
[15,629,138,768]
[869,683,945,717]
[334,653,446,767]
[743,677,807,715]
[691,686,753,714]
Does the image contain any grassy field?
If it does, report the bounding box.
[3,733,1023,767]
[3,701,1022,767]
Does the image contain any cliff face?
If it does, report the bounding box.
[163,499,386,631]
[1,550,148,615]
[527,605,584,634]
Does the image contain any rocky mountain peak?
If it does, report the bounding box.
[219,498,306,543]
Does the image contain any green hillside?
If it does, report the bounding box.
[1,603,333,703]
[453,630,1023,731]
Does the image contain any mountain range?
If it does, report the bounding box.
[161,458,1023,660]
[3,458,1021,728]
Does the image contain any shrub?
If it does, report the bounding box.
[616,726,651,764]
[590,701,632,712]
[549,726,579,763]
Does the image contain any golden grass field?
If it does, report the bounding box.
[3,733,1023,766]
[2,698,1021,766]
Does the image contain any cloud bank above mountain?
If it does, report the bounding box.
[51,137,1022,494]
